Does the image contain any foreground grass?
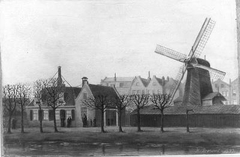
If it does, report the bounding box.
[3,127,240,146]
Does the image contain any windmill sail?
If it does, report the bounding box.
[168,65,187,104]
[155,45,187,62]
[194,64,226,80]
[188,18,215,59]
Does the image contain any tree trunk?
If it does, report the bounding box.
[39,108,43,133]
[118,109,123,132]
[160,110,164,132]
[101,108,105,133]
[21,106,24,133]
[7,114,12,134]
[186,111,189,132]
[137,107,141,132]
[53,108,58,132]
[39,119,43,133]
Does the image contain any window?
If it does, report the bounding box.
[226,91,229,97]
[115,83,119,87]
[137,90,141,94]
[71,110,75,121]
[132,90,136,94]
[83,93,87,99]
[222,91,225,96]
[158,90,161,94]
[44,110,49,120]
[153,82,157,86]
[215,84,218,88]
[221,84,224,88]
[33,110,38,120]
[30,110,33,121]
[136,82,140,86]
[119,83,124,87]
[233,90,236,96]
[152,90,155,94]
[142,90,145,94]
[56,110,60,120]
[233,100,237,105]
[49,110,54,121]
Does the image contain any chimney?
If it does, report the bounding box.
[204,55,206,60]
[167,76,169,82]
[57,66,62,87]
[148,71,151,80]
[162,76,165,85]
[114,73,117,81]
[82,77,88,87]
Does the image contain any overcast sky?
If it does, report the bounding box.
[0,0,238,86]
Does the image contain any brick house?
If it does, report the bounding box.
[26,67,81,127]
[75,77,125,127]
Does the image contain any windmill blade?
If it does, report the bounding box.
[188,18,216,59]
[155,44,187,63]
[168,65,187,104]
[194,64,226,80]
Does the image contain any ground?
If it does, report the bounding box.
[3,127,240,156]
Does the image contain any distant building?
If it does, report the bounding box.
[130,76,150,95]
[212,78,239,105]
[100,73,134,95]
[101,72,184,105]
[231,78,239,105]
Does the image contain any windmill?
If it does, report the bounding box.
[155,18,226,106]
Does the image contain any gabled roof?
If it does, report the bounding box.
[139,77,150,87]
[202,92,226,101]
[155,77,164,86]
[28,100,34,106]
[41,86,81,106]
[64,87,82,106]
[102,77,134,82]
[88,84,118,98]
[212,78,230,86]
[131,105,240,115]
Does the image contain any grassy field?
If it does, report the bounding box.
[3,126,240,147]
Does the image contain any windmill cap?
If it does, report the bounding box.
[196,58,210,67]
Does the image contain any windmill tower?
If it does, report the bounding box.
[155,18,226,106]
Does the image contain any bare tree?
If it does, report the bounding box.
[82,95,111,133]
[130,94,149,132]
[150,94,171,132]
[33,79,46,133]
[114,95,131,132]
[17,83,31,133]
[3,84,19,134]
[42,78,65,132]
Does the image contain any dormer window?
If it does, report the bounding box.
[83,93,87,99]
